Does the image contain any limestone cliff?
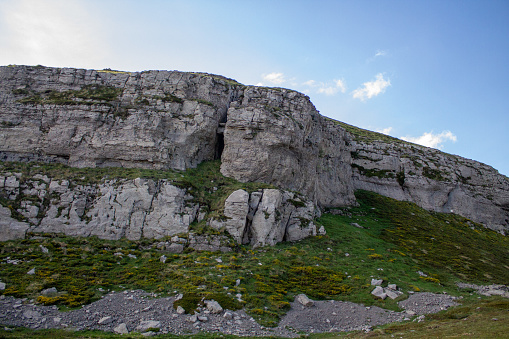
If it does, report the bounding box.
[1,65,508,236]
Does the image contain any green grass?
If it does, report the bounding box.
[15,85,123,106]
[327,119,409,145]
[0,160,274,226]
[311,297,509,338]
[1,163,508,329]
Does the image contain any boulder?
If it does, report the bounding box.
[135,320,161,332]
[114,323,129,334]
[0,206,29,241]
[204,299,223,314]
[296,294,314,307]
[371,286,387,300]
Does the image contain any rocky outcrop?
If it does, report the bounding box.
[0,170,318,246]
[1,65,508,234]
[220,87,356,207]
[0,66,240,170]
[210,189,320,247]
[0,172,200,240]
[349,138,509,234]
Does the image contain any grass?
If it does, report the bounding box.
[0,160,273,225]
[1,161,508,331]
[16,85,123,106]
[327,119,409,145]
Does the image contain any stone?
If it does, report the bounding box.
[223,311,233,320]
[135,320,161,332]
[210,189,249,243]
[166,243,185,254]
[0,206,29,241]
[114,323,129,334]
[296,294,314,307]
[27,268,35,275]
[159,255,167,263]
[0,282,5,290]
[0,64,508,240]
[387,284,398,290]
[371,279,383,286]
[204,299,223,314]
[371,286,387,300]
[386,289,403,300]
[176,306,186,314]
[23,310,41,319]
[98,316,112,325]
[198,316,208,322]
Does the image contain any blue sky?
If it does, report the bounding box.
[1,0,508,175]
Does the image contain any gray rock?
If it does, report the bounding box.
[135,320,161,332]
[98,316,112,325]
[223,311,233,319]
[371,279,383,286]
[385,289,403,300]
[0,64,507,239]
[176,306,185,314]
[0,282,5,290]
[210,189,249,243]
[296,294,314,307]
[27,268,35,275]
[166,243,185,254]
[0,206,29,241]
[23,310,41,319]
[204,300,223,314]
[114,323,129,334]
[371,286,387,300]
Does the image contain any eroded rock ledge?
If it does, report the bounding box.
[0,171,319,246]
[1,65,508,234]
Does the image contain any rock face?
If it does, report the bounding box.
[0,170,318,246]
[220,87,356,207]
[210,189,320,247]
[1,65,508,234]
[0,173,199,240]
[349,138,509,234]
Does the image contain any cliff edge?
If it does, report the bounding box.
[1,65,508,236]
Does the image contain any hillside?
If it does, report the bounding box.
[0,164,508,334]
[1,65,509,337]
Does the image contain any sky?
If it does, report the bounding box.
[0,0,508,176]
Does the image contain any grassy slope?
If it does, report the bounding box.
[1,162,508,336]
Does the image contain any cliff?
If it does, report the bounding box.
[0,65,508,238]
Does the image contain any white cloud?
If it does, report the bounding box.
[376,127,393,135]
[0,0,109,68]
[262,72,286,85]
[401,131,457,149]
[352,73,391,101]
[306,79,346,96]
[374,50,387,57]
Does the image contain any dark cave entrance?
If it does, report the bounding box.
[215,122,226,160]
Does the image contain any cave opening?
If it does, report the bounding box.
[215,132,224,160]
